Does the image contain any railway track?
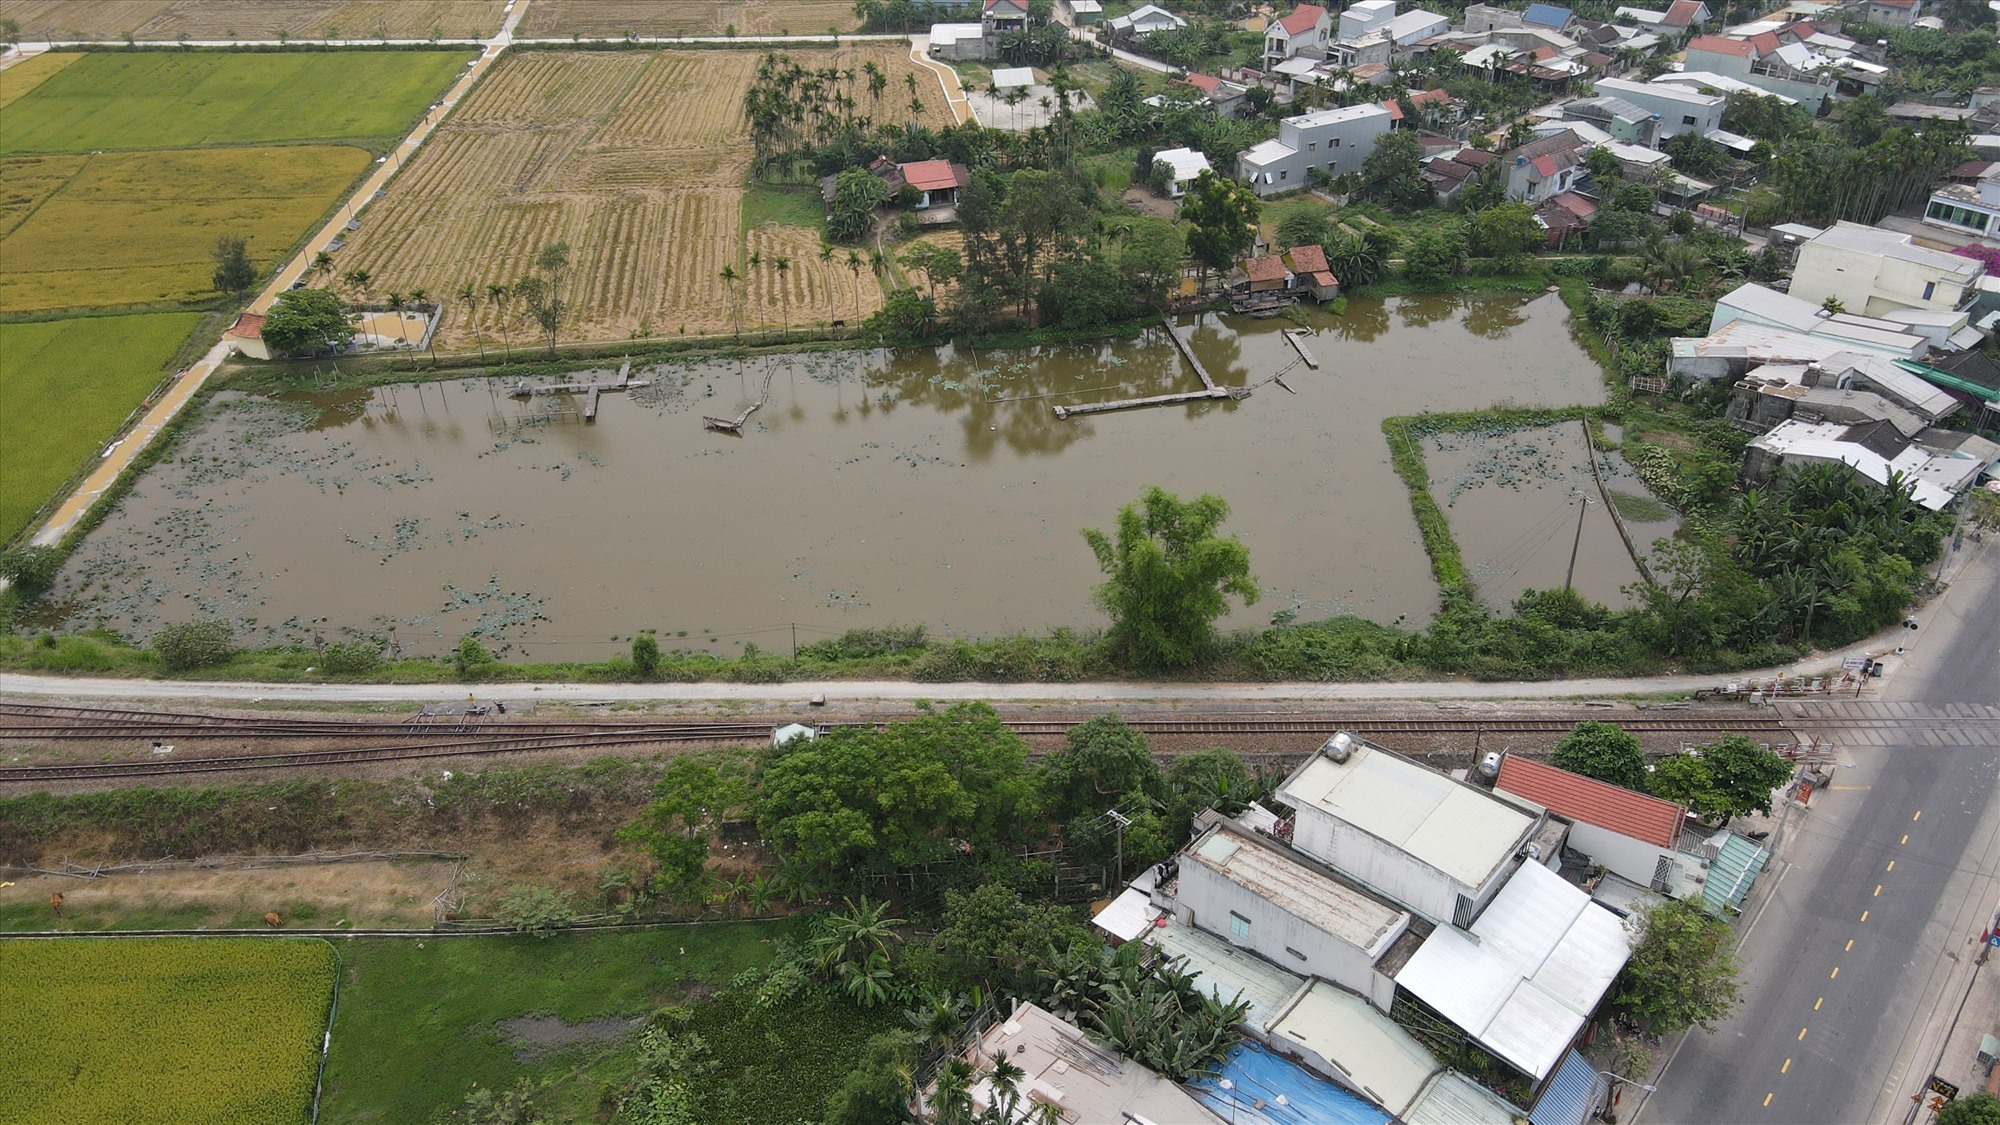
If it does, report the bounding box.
[0,703,1805,784]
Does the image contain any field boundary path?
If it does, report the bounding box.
[25,1,534,551]
[909,35,973,125]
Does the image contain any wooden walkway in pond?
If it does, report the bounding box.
[1285,329,1319,368]
[705,371,774,433]
[510,360,645,424]
[1052,323,1244,420]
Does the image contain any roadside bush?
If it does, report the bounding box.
[1236,617,1411,680]
[453,634,493,676]
[495,885,580,938]
[0,547,63,597]
[319,641,383,675]
[631,631,662,678]
[153,620,235,672]
[797,625,927,661]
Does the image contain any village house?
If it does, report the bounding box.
[1237,102,1392,196]
[223,311,272,360]
[1327,0,1449,67]
[1055,0,1101,27]
[1275,734,1559,928]
[1263,3,1332,71]
[1612,0,1709,29]
[1681,32,1835,113]
[1863,0,1923,27]
[1536,190,1598,248]
[981,0,1027,33]
[1150,145,1213,197]
[912,1002,1225,1124]
[899,159,970,210]
[1178,71,1250,116]
[927,21,992,60]
[1560,94,1661,147]
[1422,147,1494,204]
[1285,243,1340,300]
[1789,222,1985,318]
[1106,2,1185,42]
[1925,164,2000,241]
[1708,282,1942,360]
[1742,417,1998,511]
[1592,77,1724,143]
[1500,129,1589,203]
[1494,755,1690,890]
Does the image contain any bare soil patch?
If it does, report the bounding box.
[517,0,858,38]
[0,858,458,929]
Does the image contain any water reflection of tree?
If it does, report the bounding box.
[1462,297,1529,339]
[1397,293,1462,329]
[1318,298,1391,342]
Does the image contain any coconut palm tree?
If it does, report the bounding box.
[818,243,836,327]
[311,251,335,284]
[409,287,433,360]
[387,291,409,346]
[719,264,741,338]
[344,268,373,302]
[457,282,484,361]
[845,250,863,324]
[485,282,511,361]
[774,255,791,335]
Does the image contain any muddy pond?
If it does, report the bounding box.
[52,292,1656,658]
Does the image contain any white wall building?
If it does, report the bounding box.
[1925,167,2000,240]
[1790,222,1985,317]
[1151,146,1213,197]
[1265,3,1332,71]
[1236,103,1391,196]
[1592,77,1724,143]
[1275,734,1546,927]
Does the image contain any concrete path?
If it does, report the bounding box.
[909,35,974,126]
[0,621,1912,706]
[26,1,532,550]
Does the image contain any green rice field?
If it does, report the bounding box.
[0,938,336,1124]
[0,49,469,153]
[0,311,203,543]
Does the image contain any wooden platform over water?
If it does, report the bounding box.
[1051,322,1245,419]
[1285,329,1319,369]
[510,360,643,423]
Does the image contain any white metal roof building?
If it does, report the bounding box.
[991,66,1035,89]
[1277,734,1541,927]
[1146,915,1311,1030]
[942,1003,1227,1124]
[1395,860,1632,1081]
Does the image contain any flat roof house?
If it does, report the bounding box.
[1789,221,1985,318]
[1593,76,1724,143]
[1276,733,1547,928]
[1237,102,1392,196]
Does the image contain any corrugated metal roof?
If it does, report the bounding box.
[1405,1071,1525,1124]
[1396,863,1632,1080]
[1279,741,1537,890]
[1266,981,1440,1116]
[1189,1043,1392,1125]
[1496,756,1685,849]
[1702,833,1769,915]
[1188,824,1409,955]
[1531,1049,1604,1125]
[1147,918,1308,1030]
[1091,886,1160,941]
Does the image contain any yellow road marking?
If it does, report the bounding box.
[1861,910,1869,922]
[1783,1058,1792,1073]
[1845,939,1854,951]
[1765,1093,1775,1107]
[1914,810,1922,821]
[1830,966,1839,979]
[1798,1027,1808,1041]
[1886,860,1895,872]
[1815,997,1824,1010]
[1900,834,1909,845]
[1874,885,1883,897]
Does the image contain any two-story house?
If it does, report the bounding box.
[1593,77,1724,143]
[1264,3,1332,71]
[1500,129,1589,203]
[1237,103,1392,196]
[1681,33,1834,112]
[1789,222,1985,317]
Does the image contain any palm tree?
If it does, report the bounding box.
[457,282,484,361]
[409,286,432,359]
[774,255,792,336]
[387,291,409,346]
[344,268,373,302]
[818,244,836,327]
[311,251,335,283]
[485,282,511,362]
[719,264,741,338]
[845,250,863,324]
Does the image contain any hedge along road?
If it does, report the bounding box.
[22,2,533,553]
[0,624,1912,706]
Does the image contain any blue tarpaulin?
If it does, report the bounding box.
[1530,1049,1604,1125]
[1187,1043,1391,1125]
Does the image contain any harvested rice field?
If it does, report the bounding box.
[517,0,859,38]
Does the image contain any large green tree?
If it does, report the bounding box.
[1361,130,1428,208]
[1179,169,1259,284]
[1549,721,1650,792]
[827,168,888,243]
[1042,714,1162,822]
[1083,487,1259,672]
[210,234,256,292]
[1613,899,1742,1034]
[257,287,352,357]
[1940,1094,2000,1125]
[755,703,1040,885]
[1649,735,1793,822]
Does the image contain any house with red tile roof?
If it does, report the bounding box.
[224,311,271,361]
[1495,754,1689,887]
[1284,243,1339,299]
[1236,253,1291,292]
[1263,3,1331,70]
[1661,0,1710,28]
[900,160,971,209]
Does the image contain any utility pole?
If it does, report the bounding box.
[1107,808,1132,886]
[1564,491,1592,594]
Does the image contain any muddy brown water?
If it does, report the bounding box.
[51,293,1629,659]
[1427,421,1681,612]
